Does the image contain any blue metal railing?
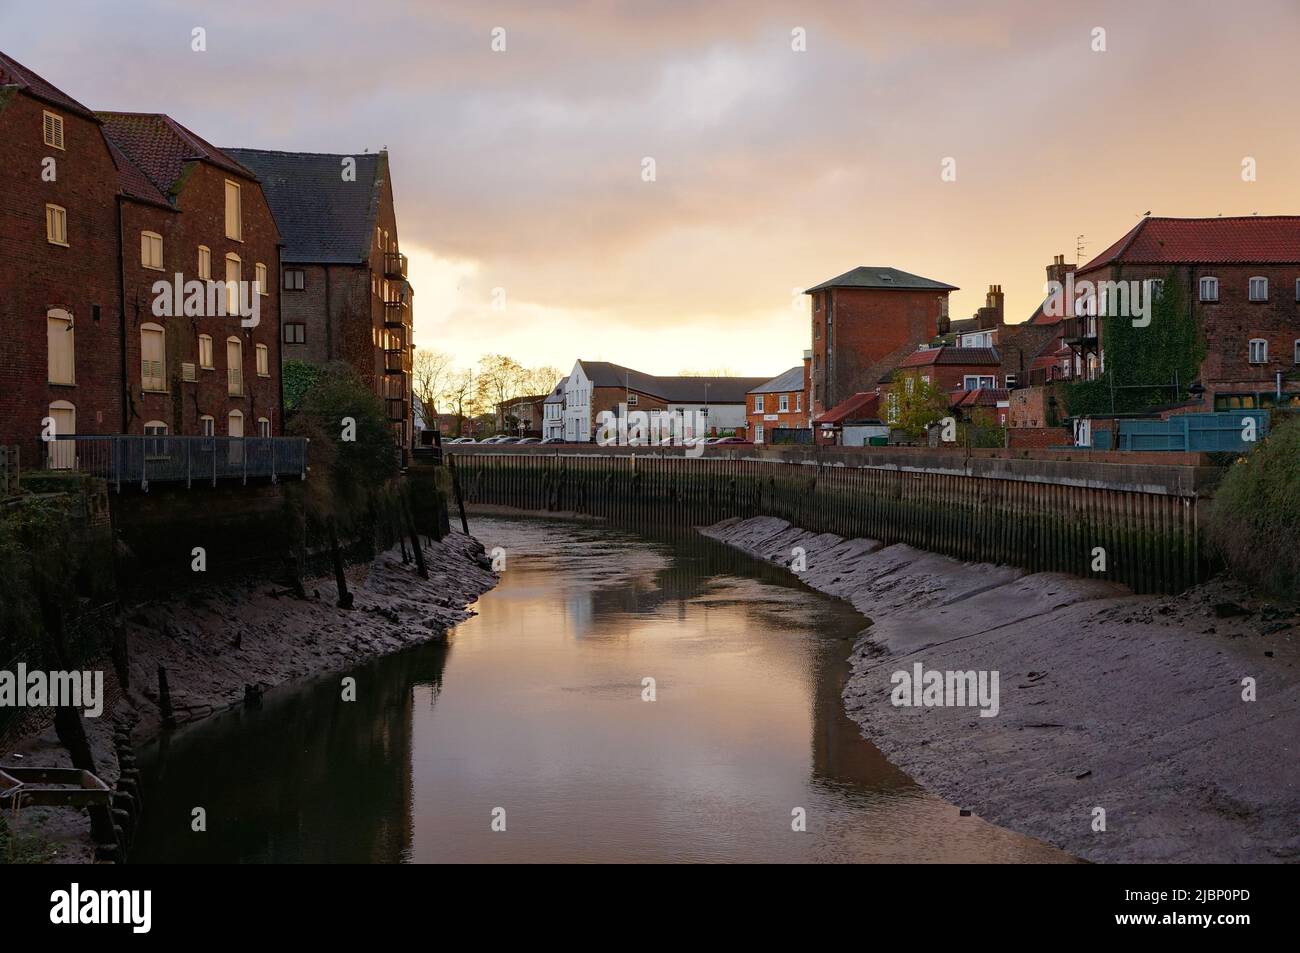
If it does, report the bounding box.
[44,435,308,491]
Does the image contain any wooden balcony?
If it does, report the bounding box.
[384,348,411,374]
[384,252,408,279]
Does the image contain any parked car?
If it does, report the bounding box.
[539,437,566,444]
[709,436,748,445]
[496,436,521,444]
[516,437,540,444]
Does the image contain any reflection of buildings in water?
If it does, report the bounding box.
[136,639,451,863]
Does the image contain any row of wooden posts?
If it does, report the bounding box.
[449,451,1202,595]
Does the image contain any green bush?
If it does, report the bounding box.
[1206,416,1300,598]
[282,360,323,414]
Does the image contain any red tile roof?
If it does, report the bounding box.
[1080,216,1300,273]
[815,391,881,425]
[950,388,1010,408]
[97,112,256,197]
[898,345,1001,368]
[104,137,172,208]
[0,50,97,119]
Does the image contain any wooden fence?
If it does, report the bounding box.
[449,451,1201,594]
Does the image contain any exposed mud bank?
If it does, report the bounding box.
[701,516,1300,864]
[2,531,497,863]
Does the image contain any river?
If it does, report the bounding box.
[130,516,1070,863]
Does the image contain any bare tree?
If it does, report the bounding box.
[475,354,529,427]
[412,347,453,425]
[523,364,563,396]
[443,368,479,437]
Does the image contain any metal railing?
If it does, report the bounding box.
[44,434,308,491]
[0,445,18,497]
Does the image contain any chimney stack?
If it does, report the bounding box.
[1046,253,1074,287]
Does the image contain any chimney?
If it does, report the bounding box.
[1046,253,1074,287]
[985,284,1004,323]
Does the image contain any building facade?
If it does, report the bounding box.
[225,149,416,456]
[746,353,811,443]
[806,266,958,415]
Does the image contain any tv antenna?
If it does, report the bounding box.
[1075,234,1087,263]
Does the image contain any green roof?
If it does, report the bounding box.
[805,266,958,294]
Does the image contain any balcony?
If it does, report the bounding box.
[1061,316,1098,345]
[384,252,408,279]
[384,347,411,374]
[383,298,409,327]
[43,435,308,491]
[386,397,408,423]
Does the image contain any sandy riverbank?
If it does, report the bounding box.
[2,530,498,863]
[701,516,1300,864]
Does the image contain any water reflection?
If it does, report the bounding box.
[132,516,1070,864]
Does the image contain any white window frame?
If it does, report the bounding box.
[42,110,65,150]
[963,375,996,390]
[255,343,270,377]
[1295,339,1300,365]
[778,394,789,413]
[198,245,211,280]
[1248,338,1268,364]
[198,333,214,369]
[754,394,764,413]
[224,179,242,241]
[141,322,166,391]
[45,204,68,246]
[47,308,75,385]
[627,393,638,406]
[141,230,163,270]
[257,417,272,437]
[199,415,215,437]
[255,262,268,296]
[1199,276,1218,302]
[1249,276,1268,301]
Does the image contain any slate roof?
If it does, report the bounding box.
[1080,216,1300,273]
[544,376,569,404]
[576,361,770,404]
[898,346,1001,368]
[805,266,958,294]
[815,392,882,426]
[224,148,385,264]
[749,366,804,395]
[97,112,255,199]
[0,50,97,119]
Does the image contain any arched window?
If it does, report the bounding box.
[198,333,213,369]
[226,336,243,396]
[47,307,74,385]
[255,343,270,377]
[257,417,271,437]
[141,322,166,391]
[255,262,268,296]
[47,400,76,469]
[199,415,215,437]
[143,419,168,460]
[224,253,242,315]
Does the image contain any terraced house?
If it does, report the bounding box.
[225,149,415,459]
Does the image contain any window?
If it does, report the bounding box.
[626,393,638,406]
[45,204,68,245]
[779,394,789,413]
[198,246,211,280]
[1146,278,1164,303]
[182,362,196,382]
[47,308,74,384]
[198,334,213,369]
[141,231,163,270]
[255,262,268,295]
[256,343,269,377]
[754,394,764,413]
[257,417,271,437]
[376,226,382,249]
[1199,276,1218,302]
[1249,339,1268,364]
[1249,277,1268,301]
[224,180,242,240]
[143,420,168,459]
[284,322,305,344]
[963,375,996,389]
[754,424,764,444]
[225,254,241,314]
[43,110,64,150]
[199,415,215,437]
[226,337,243,396]
[796,393,802,411]
[1295,340,1300,365]
[141,323,166,390]
[284,269,305,291]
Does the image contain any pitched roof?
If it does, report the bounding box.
[1080,216,1300,273]
[103,137,172,208]
[576,361,770,403]
[97,112,255,198]
[544,376,569,404]
[805,266,958,294]
[898,345,1001,368]
[815,391,882,426]
[577,360,666,396]
[0,50,97,119]
[951,387,1010,408]
[749,365,804,394]
[224,148,385,264]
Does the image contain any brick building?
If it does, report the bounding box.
[98,113,283,442]
[1073,216,1300,409]
[746,351,811,443]
[496,394,549,437]
[224,149,415,455]
[806,266,957,415]
[894,345,1003,393]
[0,52,123,465]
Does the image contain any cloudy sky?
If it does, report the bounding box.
[7,0,1300,377]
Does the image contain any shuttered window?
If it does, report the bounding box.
[225,180,242,240]
[256,343,269,377]
[141,231,163,269]
[47,309,75,384]
[141,324,166,390]
[43,111,64,149]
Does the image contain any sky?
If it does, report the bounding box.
[6,0,1300,378]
